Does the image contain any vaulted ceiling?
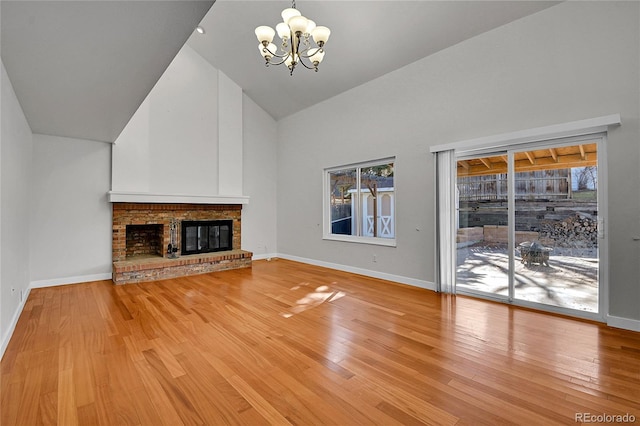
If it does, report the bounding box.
[186,1,559,121]
[1,0,215,143]
[1,0,559,143]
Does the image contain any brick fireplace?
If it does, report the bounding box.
[112,203,252,284]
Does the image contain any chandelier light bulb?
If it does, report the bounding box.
[255,26,275,44]
[258,43,277,59]
[308,48,325,64]
[311,26,330,45]
[276,22,290,40]
[288,15,308,34]
[284,54,296,68]
[304,19,316,36]
[281,8,301,23]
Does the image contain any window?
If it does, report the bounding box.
[324,158,395,246]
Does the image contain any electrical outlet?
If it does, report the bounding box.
[372,254,377,263]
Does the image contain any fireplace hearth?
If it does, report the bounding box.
[112,203,252,284]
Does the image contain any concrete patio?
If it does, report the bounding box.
[456,243,598,312]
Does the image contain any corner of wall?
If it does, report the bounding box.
[1,59,34,360]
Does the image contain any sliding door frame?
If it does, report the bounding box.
[454,134,608,322]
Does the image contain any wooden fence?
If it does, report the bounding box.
[458,170,571,201]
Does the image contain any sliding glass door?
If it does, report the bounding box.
[455,136,603,318]
[456,153,510,300]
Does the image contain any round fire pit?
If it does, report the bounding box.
[518,241,553,266]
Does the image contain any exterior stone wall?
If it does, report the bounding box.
[458,225,539,245]
[456,227,484,243]
[483,225,539,245]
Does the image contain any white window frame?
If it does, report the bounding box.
[323,157,396,247]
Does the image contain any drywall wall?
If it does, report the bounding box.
[1,60,33,354]
[112,44,220,196]
[29,134,112,284]
[219,72,243,196]
[242,93,278,258]
[276,2,640,322]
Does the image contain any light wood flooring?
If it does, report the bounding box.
[2,259,639,425]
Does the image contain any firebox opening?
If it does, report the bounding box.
[126,224,163,259]
[181,220,233,255]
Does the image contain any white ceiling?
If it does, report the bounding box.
[1,0,558,143]
[1,0,214,143]
[188,0,559,121]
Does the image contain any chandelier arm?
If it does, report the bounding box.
[268,56,290,66]
[298,47,324,59]
[296,58,318,71]
[262,45,290,60]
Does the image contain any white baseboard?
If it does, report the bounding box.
[607,315,640,332]
[276,253,436,291]
[0,287,31,360]
[251,253,279,261]
[30,272,113,289]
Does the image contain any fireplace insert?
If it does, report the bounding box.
[181,220,233,255]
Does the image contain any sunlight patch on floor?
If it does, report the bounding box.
[280,283,346,318]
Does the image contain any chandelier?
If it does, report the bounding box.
[254,1,330,75]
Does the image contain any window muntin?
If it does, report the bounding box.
[325,159,395,246]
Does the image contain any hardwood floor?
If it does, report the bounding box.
[2,259,639,425]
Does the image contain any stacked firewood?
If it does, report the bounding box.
[539,214,598,248]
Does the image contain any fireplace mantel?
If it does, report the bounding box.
[108,191,249,205]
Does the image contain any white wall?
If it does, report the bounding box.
[277,2,640,322]
[1,61,33,354]
[29,134,112,285]
[242,94,278,258]
[218,72,243,196]
[112,44,220,196]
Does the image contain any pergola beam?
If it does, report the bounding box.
[525,151,535,165]
[456,143,598,177]
[458,153,598,176]
[579,144,586,160]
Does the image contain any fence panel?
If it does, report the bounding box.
[458,170,570,201]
